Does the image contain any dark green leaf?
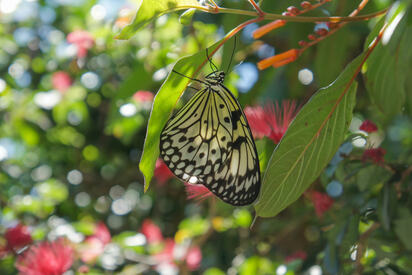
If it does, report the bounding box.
[363,1,412,120]
[394,208,412,250]
[356,165,393,191]
[378,183,398,231]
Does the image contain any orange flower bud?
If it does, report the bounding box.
[308,34,316,40]
[257,49,299,70]
[287,6,300,15]
[252,20,286,39]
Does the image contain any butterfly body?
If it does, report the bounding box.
[159,71,260,206]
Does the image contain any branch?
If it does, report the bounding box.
[354,222,380,275]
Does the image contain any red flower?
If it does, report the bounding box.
[16,238,74,275]
[245,101,299,144]
[133,90,154,103]
[4,224,32,252]
[184,182,214,202]
[67,30,94,58]
[52,71,72,92]
[362,148,386,164]
[186,245,202,270]
[285,250,307,263]
[310,191,333,218]
[359,120,378,133]
[154,159,174,185]
[141,219,163,244]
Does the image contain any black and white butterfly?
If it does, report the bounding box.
[159,54,260,206]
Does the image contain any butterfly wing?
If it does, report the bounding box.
[160,85,260,206]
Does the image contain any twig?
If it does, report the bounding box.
[354,222,380,275]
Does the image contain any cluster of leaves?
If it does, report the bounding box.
[0,0,412,274]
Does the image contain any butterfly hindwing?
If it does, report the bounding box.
[159,72,260,206]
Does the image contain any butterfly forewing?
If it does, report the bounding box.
[159,72,260,206]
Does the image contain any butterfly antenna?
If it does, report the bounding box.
[206,48,219,73]
[226,36,237,74]
[172,69,206,85]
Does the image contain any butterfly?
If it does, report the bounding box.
[159,63,260,206]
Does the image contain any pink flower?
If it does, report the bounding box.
[185,245,202,270]
[16,238,74,275]
[245,101,299,144]
[133,91,154,103]
[310,191,333,218]
[154,159,174,185]
[184,183,214,202]
[52,71,72,92]
[285,250,307,263]
[154,238,175,264]
[359,120,378,133]
[141,219,163,244]
[362,148,386,164]
[67,30,94,58]
[90,222,111,245]
[4,224,32,253]
[80,222,111,263]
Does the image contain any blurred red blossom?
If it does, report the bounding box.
[154,239,202,271]
[133,90,154,103]
[141,219,163,244]
[245,101,299,144]
[52,71,72,92]
[79,222,111,263]
[16,238,74,275]
[67,30,94,58]
[154,238,175,264]
[186,245,202,270]
[285,250,307,263]
[4,224,32,253]
[154,159,174,185]
[184,182,214,202]
[80,222,111,263]
[310,191,334,218]
[90,222,111,245]
[359,120,378,133]
[362,148,386,164]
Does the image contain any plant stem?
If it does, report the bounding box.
[355,222,380,275]
[211,6,388,23]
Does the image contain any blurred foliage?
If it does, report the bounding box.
[0,0,412,274]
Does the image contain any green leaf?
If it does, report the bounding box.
[255,53,362,218]
[36,179,69,204]
[239,256,274,275]
[363,1,412,120]
[179,8,196,25]
[378,183,398,231]
[139,40,223,191]
[116,0,203,40]
[394,208,412,250]
[356,165,393,191]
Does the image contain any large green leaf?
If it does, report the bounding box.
[254,54,363,218]
[117,0,203,40]
[363,1,412,119]
[139,40,223,191]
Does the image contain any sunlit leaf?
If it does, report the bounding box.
[116,0,204,40]
[139,39,224,191]
[255,53,362,218]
